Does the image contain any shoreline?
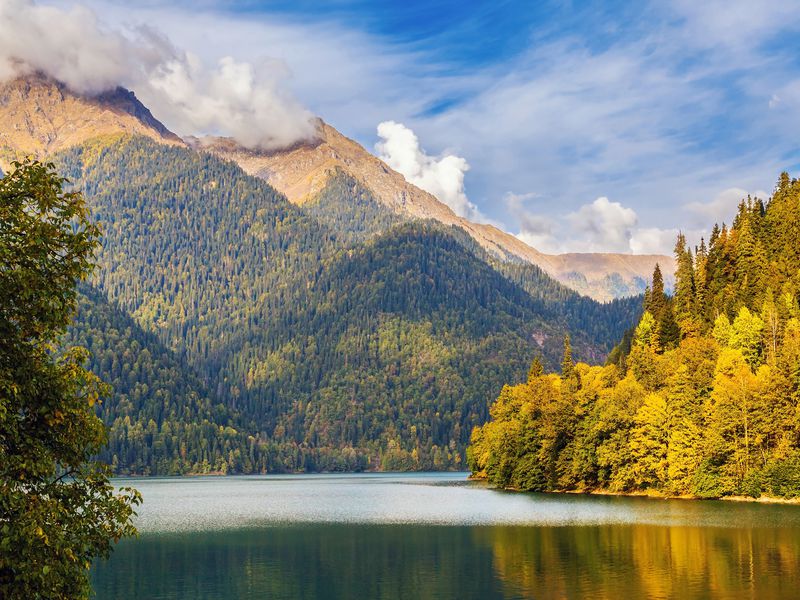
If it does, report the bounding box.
[468,475,800,505]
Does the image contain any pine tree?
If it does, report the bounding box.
[528,355,544,382]
[694,238,709,327]
[647,264,666,320]
[560,335,573,377]
[672,233,696,335]
[734,214,767,307]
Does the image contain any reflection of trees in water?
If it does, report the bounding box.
[475,525,800,600]
[94,526,504,599]
[93,523,800,599]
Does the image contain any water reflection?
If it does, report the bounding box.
[477,525,800,600]
[91,475,800,599]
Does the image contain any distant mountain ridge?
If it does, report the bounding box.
[0,74,673,301]
[194,124,673,300]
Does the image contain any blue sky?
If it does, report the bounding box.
[19,1,800,253]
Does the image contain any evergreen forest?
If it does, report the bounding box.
[48,134,642,474]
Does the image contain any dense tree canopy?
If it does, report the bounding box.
[470,174,800,499]
[51,135,642,474]
[0,160,139,599]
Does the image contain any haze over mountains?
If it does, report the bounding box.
[0,73,654,473]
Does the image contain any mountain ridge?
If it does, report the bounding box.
[51,134,640,472]
[0,73,182,167]
[193,123,674,301]
[0,74,672,301]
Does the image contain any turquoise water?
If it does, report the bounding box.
[92,473,800,599]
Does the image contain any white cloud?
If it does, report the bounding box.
[630,228,680,255]
[6,0,798,242]
[144,55,316,149]
[567,197,638,253]
[0,0,317,149]
[508,193,692,256]
[375,121,484,221]
[0,0,143,93]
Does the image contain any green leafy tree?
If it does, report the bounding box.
[730,307,764,370]
[0,160,140,599]
[713,314,733,347]
[633,311,659,351]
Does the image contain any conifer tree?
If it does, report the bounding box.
[647,264,666,320]
[672,233,696,334]
[561,335,574,380]
[694,238,709,327]
[528,355,544,382]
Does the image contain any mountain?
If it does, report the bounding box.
[194,124,674,301]
[0,74,672,301]
[2,74,646,472]
[65,287,273,475]
[52,134,641,472]
[0,73,181,167]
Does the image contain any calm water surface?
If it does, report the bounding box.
[92,473,800,599]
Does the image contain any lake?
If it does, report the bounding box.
[92,473,800,599]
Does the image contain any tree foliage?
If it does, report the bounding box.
[470,173,800,499]
[0,160,139,599]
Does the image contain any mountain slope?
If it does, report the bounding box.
[247,221,604,468]
[1,74,672,301]
[52,135,640,471]
[197,123,674,301]
[65,287,274,475]
[0,74,649,471]
[0,74,181,167]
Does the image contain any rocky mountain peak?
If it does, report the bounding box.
[0,73,181,166]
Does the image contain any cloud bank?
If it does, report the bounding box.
[509,192,714,256]
[567,198,638,253]
[685,187,769,226]
[3,1,795,255]
[0,0,316,149]
[375,121,483,221]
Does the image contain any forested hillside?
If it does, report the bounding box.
[65,287,269,474]
[301,169,402,244]
[51,134,641,473]
[469,174,800,498]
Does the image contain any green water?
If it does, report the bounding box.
[92,473,800,599]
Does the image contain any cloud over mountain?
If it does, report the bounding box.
[376,121,483,221]
[0,0,316,149]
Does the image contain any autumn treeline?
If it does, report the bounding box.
[469,173,800,498]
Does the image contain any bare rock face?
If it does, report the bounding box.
[0,73,182,167]
[199,123,674,301]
